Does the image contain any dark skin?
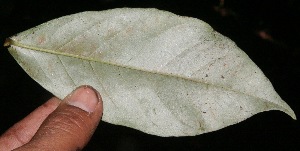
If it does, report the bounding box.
[0,85,103,151]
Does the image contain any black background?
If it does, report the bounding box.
[0,0,299,150]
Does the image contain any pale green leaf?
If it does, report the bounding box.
[5,8,296,136]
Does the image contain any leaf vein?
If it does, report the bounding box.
[57,55,77,87]
[89,62,117,107]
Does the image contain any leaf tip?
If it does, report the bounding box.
[290,112,297,120]
[284,107,297,120]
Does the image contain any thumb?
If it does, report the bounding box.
[15,85,103,151]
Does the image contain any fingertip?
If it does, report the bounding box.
[42,97,61,110]
[19,86,103,150]
[66,85,102,113]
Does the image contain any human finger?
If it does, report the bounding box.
[0,97,60,151]
[14,85,103,151]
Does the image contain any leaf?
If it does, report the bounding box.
[5,8,296,136]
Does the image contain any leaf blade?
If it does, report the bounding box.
[6,8,296,136]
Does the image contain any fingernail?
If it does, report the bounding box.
[66,85,100,113]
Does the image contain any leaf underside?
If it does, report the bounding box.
[6,8,295,136]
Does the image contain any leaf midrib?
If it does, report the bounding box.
[7,38,277,105]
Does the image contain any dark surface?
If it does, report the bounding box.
[0,0,299,150]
